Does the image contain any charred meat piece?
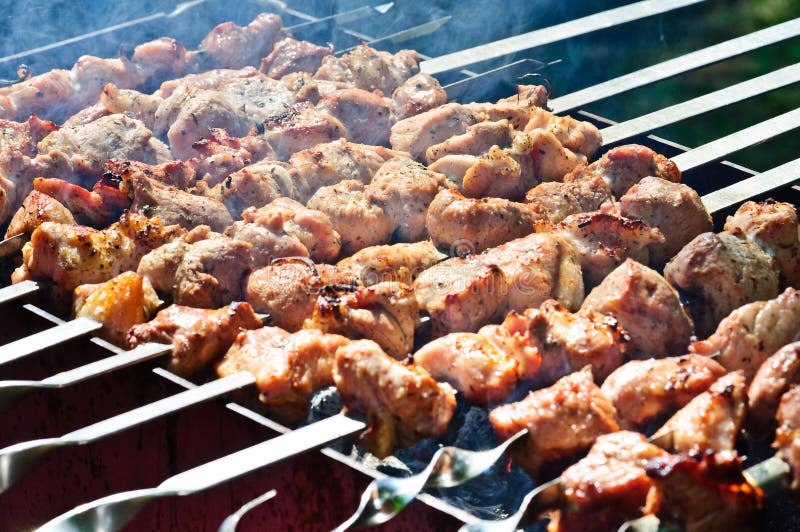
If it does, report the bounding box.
[226,197,341,266]
[32,177,130,228]
[725,200,800,289]
[210,161,298,217]
[667,232,780,339]
[216,327,348,422]
[392,73,447,120]
[5,190,75,238]
[479,299,629,385]
[390,102,479,161]
[580,259,694,358]
[317,88,395,146]
[104,159,198,190]
[564,144,681,198]
[128,302,262,376]
[246,260,358,332]
[619,176,713,266]
[314,44,420,95]
[262,101,347,161]
[489,366,619,476]
[197,13,285,70]
[337,240,446,286]
[749,342,800,437]
[304,282,417,359]
[643,452,761,532]
[601,355,726,430]
[550,431,670,532]
[524,173,613,224]
[774,385,800,491]
[73,271,161,346]
[413,332,518,405]
[259,37,331,79]
[653,372,747,454]
[523,106,602,159]
[12,213,184,305]
[689,288,800,381]
[333,339,457,458]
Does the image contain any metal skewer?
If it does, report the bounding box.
[0,316,101,366]
[217,489,278,532]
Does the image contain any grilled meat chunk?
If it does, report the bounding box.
[489,366,619,476]
[564,144,681,198]
[304,282,417,359]
[725,200,800,289]
[226,198,341,266]
[774,385,800,491]
[523,106,602,159]
[190,128,274,186]
[12,213,183,304]
[550,431,670,532]
[317,88,395,146]
[689,288,800,381]
[262,101,347,160]
[333,339,457,458]
[5,190,75,238]
[390,102,479,161]
[156,66,263,99]
[665,231,779,339]
[73,271,161,346]
[479,299,629,385]
[0,115,58,156]
[425,119,515,165]
[643,452,761,532]
[337,240,446,286]
[426,189,542,254]
[464,84,549,129]
[619,176,713,266]
[31,177,130,228]
[314,44,420,95]
[524,173,613,224]
[216,326,349,422]
[581,259,694,358]
[749,342,800,437]
[197,13,284,69]
[127,302,262,376]
[601,355,726,430]
[653,372,747,454]
[259,37,331,78]
[104,159,198,189]
[246,260,358,332]
[413,332,518,404]
[136,225,215,295]
[172,236,252,308]
[392,73,447,120]
[210,161,298,217]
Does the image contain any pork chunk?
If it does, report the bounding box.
[749,342,800,436]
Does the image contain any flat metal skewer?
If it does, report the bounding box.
[217,489,278,532]
[0,279,38,305]
[0,317,102,366]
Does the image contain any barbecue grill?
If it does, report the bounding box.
[1,0,799,529]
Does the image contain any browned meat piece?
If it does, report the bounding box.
[216,326,348,422]
[173,236,252,308]
[281,72,351,104]
[524,173,613,224]
[548,211,665,288]
[413,256,507,337]
[137,225,214,294]
[601,355,726,430]
[314,44,420,95]
[653,372,747,454]
[565,144,681,198]
[390,102,480,161]
[425,120,515,165]
[690,288,800,381]
[304,282,417,359]
[464,84,549,129]
[725,200,800,289]
[288,139,404,201]
[73,271,160,346]
[246,260,358,332]
[259,37,331,78]
[128,302,262,376]
[480,299,629,385]
[263,101,347,160]
[5,190,75,238]
[619,176,713,266]
[121,171,233,232]
[489,367,619,476]
[774,385,800,491]
[333,339,457,457]
[157,66,263,99]
[32,177,130,228]
[521,128,589,183]
[0,116,58,156]
[580,259,694,358]
[392,73,447,120]
[337,240,446,286]
[550,431,670,532]
[665,231,779,338]
[12,213,184,305]
[190,128,274,187]
[524,107,602,159]
[197,13,284,69]
[307,180,394,255]
[317,88,395,146]
[643,452,761,532]
[749,342,800,437]
[426,189,542,254]
[413,332,518,404]
[99,83,161,127]
[104,159,198,189]
[210,161,299,217]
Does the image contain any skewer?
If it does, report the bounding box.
[0,371,255,493]
[0,279,38,305]
[0,316,101,366]
[37,412,365,532]
[217,489,278,532]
